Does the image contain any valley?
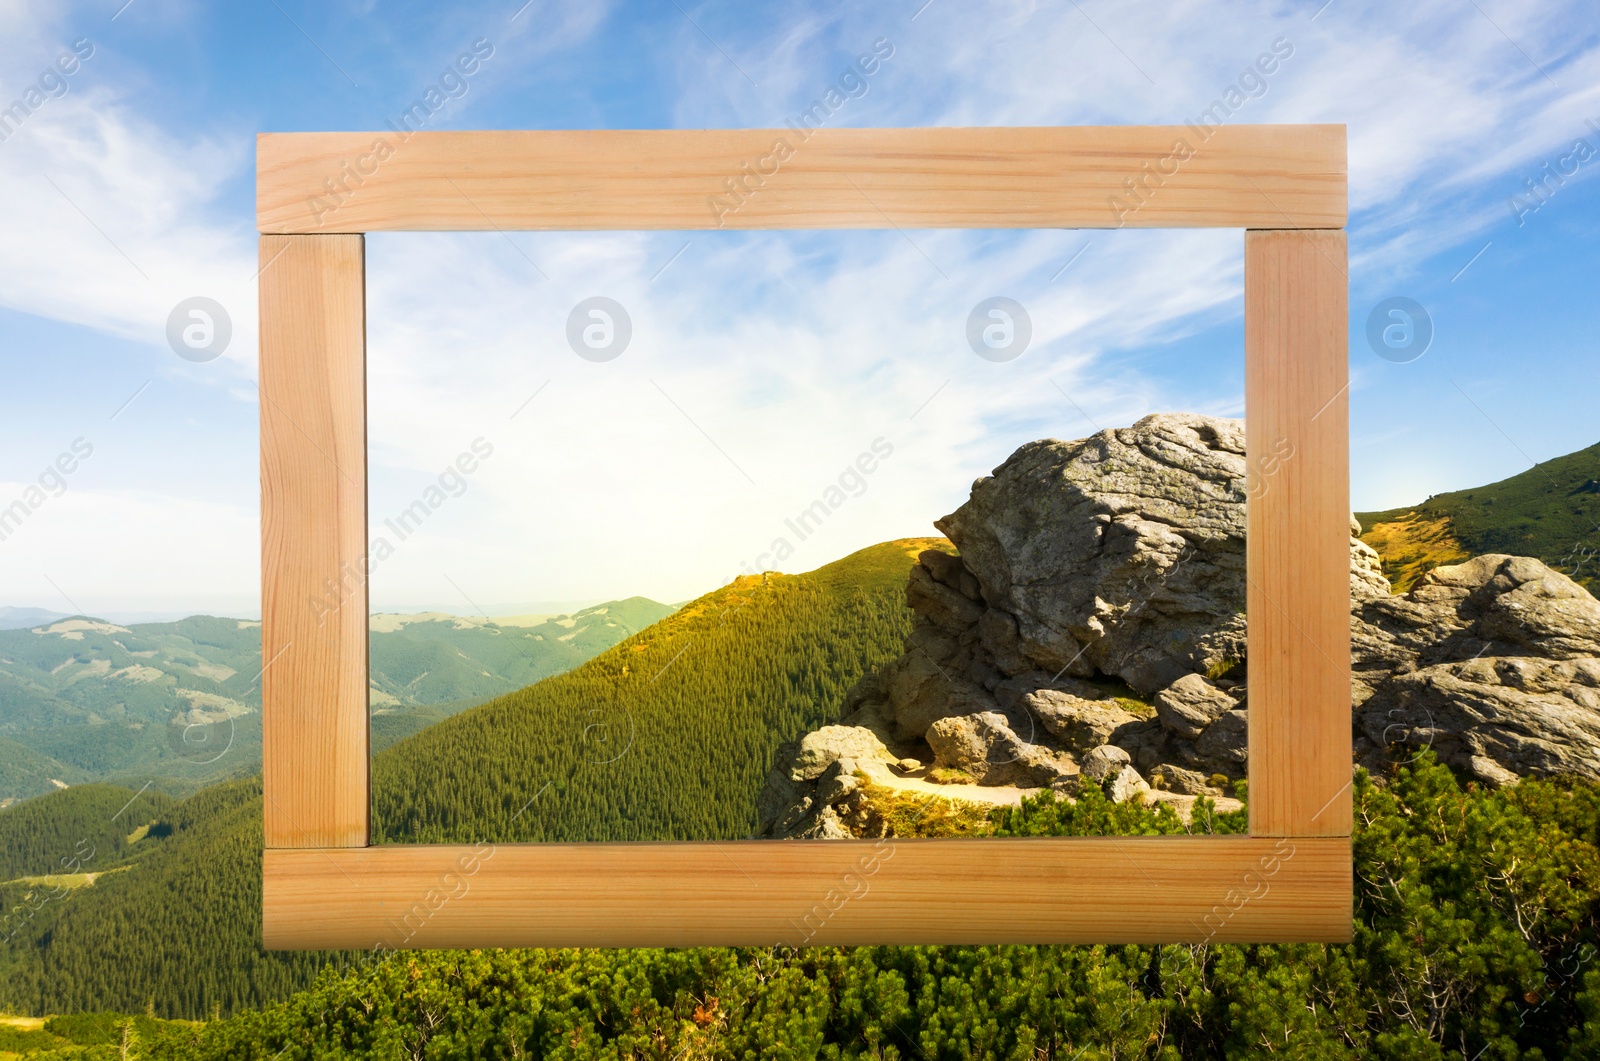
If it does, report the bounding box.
[0,426,1595,1056]
[0,599,674,802]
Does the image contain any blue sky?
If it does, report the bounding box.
[0,0,1597,618]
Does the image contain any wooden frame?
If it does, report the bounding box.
[259,126,1351,950]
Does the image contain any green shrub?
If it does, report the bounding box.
[134,755,1600,1060]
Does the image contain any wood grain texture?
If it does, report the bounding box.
[257,126,1346,233]
[1244,229,1351,837]
[263,837,1351,949]
[260,234,369,849]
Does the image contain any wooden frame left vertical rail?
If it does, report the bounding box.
[259,234,369,849]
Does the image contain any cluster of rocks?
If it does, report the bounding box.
[758,413,1600,839]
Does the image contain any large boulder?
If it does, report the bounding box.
[934,413,1250,696]
[756,414,1600,838]
[757,726,901,839]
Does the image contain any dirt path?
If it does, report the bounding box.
[870,767,1245,822]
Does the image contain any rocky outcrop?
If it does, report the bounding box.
[1352,554,1600,784]
[758,413,1600,838]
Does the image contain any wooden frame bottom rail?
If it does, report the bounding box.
[264,837,1352,950]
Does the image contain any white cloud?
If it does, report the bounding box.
[0,482,257,616]
[3,0,1599,613]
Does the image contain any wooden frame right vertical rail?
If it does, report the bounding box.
[260,233,370,849]
[1243,229,1351,837]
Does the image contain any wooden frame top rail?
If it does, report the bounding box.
[257,125,1346,234]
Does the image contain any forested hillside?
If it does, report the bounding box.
[0,542,933,1018]
[0,617,264,802]
[371,541,938,843]
[367,597,676,710]
[0,780,335,1019]
[4,538,1599,1056]
[30,757,1599,1059]
[0,785,170,880]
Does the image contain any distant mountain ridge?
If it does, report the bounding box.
[1358,437,1600,591]
[0,599,675,802]
[0,608,69,632]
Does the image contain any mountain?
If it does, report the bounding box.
[371,540,938,844]
[366,598,677,752]
[0,781,329,1020]
[0,542,932,1017]
[0,609,68,633]
[1357,438,1600,591]
[368,598,676,707]
[0,600,675,802]
[4,423,1598,1052]
[0,616,264,803]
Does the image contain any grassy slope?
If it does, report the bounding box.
[0,541,937,1018]
[371,539,940,844]
[1358,438,1600,591]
